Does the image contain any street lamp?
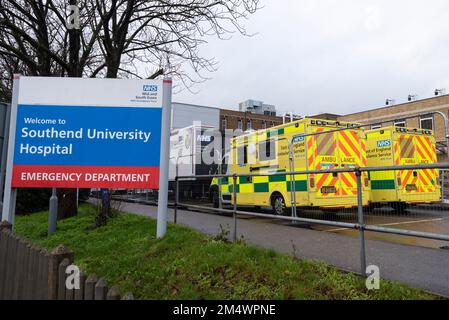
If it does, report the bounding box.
[435,88,446,96]
[408,94,418,102]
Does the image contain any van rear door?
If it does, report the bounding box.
[397,133,419,196]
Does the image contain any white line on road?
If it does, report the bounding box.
[326,218,444,233]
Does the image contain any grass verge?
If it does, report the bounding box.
[14,203,438,300]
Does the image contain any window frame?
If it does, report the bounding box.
[221,117,227,130]
[394,119,406,127]
[237,119,243,130]
[419,115,434,130]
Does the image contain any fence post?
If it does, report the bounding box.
[74,269,86,300]
[58,258,70,300]
[48,187,58,235]
[84,273,97,300]
[233,174,237,242]
[11,237,25,300]
[174,175,179,225]
[23,242,33,300]
[1,230,15,300]
[442,171,446,202]
[106,286,121,300]
[48,245,74,300]
[95,278,108,300]
[0,221,12,298]
[356,169,367,276]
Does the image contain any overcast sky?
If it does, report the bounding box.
[174,0,449,116]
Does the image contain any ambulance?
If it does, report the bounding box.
[365,126,440,209]
[210,118,370,214]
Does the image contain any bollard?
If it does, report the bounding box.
[356,169,367,276]
[48,188,58,235]
[233,174,237,242]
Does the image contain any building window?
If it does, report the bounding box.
[371,124,382,129]
[237,119,243,130]
[394,119,406,127]
[221,117,227,130]
[247,119,252,130]
[420,114,434,130]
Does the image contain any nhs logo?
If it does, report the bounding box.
[292,135,305,143]
[143,85,158,92]
[377,140,391,148]
[197,135,212,142]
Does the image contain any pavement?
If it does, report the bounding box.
[92,199,449,297]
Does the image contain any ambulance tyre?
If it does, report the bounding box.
[211,187,220,208]
[392,202,407,214]
[271,193,286,216]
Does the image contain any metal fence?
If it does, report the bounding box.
[173,163,449,275]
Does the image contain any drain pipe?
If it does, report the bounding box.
[434,111,449,162]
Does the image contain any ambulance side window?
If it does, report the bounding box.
[259,140,276,161]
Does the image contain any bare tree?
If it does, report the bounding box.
[0,0,260,221]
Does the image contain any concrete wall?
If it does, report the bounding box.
[171,102,220,130]
[339,95,449,143]
[220,109,284,131]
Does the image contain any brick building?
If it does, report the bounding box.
[219,108,284,132]
[338,94,449,162]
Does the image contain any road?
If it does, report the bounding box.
[96,199,449,297]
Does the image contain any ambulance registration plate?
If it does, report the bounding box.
[406,184,417,191]
[321,186,336,194]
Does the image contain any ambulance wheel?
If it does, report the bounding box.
[271,193,286,215]
[392,202,407,214]
[211,188,220,208]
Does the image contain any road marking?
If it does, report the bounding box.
[325,218,444,233]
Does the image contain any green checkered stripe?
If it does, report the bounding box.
[220,174,308,194]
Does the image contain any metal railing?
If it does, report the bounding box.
[174,163,449,276]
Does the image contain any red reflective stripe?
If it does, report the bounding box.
[340,174,353,188]
[402,170,413,185]
[341,131,360,157]
[417,137,433,160]
[339,140,351,157]
[316,174,329,189]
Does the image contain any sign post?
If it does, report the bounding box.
[156,78,172,238]
[2,75,20,223]
[1,75,172,238]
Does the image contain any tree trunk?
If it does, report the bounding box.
[57,189,78,220]
[57,0,81,220]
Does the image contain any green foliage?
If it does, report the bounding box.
[16,188,52,215]
[15,188,90,215]
[14,204,439,300]
[78,189,91,202]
